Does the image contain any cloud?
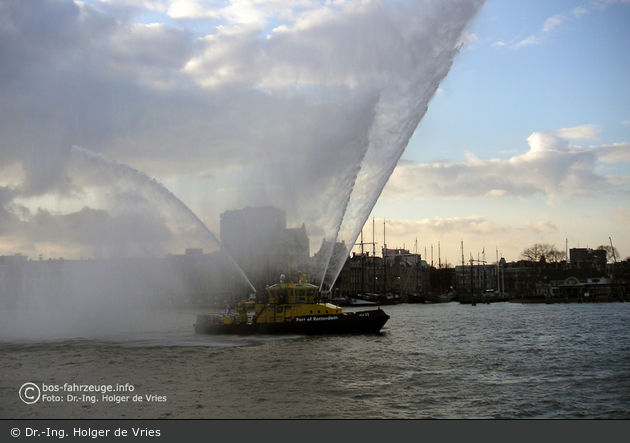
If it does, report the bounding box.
[384,215,505,238]
[522,220,558,234]
[459,31,479,49]
[542,14,566,33]
[595,143,630,163]
[514,14,567,48]
[167,0,220,20]
[485,189,506,197]
[572,6,590,17]
[612,206,630,225]
[0,0,486,262]
[511,1,629,48]
[15,206,174,257]
[359,215,517,264]
[554,124,600,140]
[591,0,630,10]
[1,147,228,259]
[382,129,629,203]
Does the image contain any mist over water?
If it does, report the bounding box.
[0,148,256,341]
[0,0,485,339]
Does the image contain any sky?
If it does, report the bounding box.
[371,0,630,265]
[0,0,629,276]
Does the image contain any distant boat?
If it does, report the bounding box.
[424,292,452,304]
[405,293,425,304]
[330,295,351,306]
[352,293,381,304]
[378,293,400,305]
[349,297,379,306]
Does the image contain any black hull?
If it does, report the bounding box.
[405,294,425,304]
[424,295,452,304]
[194,309,389,336]
[457,293,473,304]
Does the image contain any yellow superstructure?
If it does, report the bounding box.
[232,275,342,325]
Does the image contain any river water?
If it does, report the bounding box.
[1,301,629,419]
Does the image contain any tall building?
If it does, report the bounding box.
[570,248,607,269]
[220,206,309,290]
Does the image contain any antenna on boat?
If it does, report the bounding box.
[286,254,292,282]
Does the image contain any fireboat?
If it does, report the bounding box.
[194,274,389,335]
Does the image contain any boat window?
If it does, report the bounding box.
[309,310,313,314]
[317,310,321,314]
[325,310,329,313]
[278,289,287,303]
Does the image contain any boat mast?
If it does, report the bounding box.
[470,253,474,295]
[383,218,387,295]
[461,239,465,294]
[360,229,364,294]
[496,246,499,292]
[481,246,488,291]
[356,223,376,295]
[373,216,376,294]
[610,237,617,283]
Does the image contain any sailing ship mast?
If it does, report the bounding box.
[360,229,365,294]
[383,218,387,295]
[373,216,376,293]
[355,219,377,295]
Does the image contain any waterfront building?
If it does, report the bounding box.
[335,249,429,297]
[536,267,617,302]
[570,248,607,270]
